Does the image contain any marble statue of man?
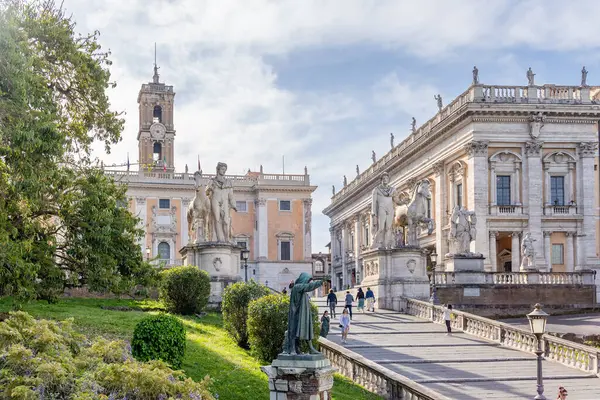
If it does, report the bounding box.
[527,67,535,86]
[371,172,399,249]
[434,94,443,111]
[411,117,417,133]
[472,66,479,85]
[282,272,323,355]
[581,66,588,87]
[390,132,395,149]
[520,232,536,269]
[371,150,376,163]
[449,206,474,254]
[205,162,237,242]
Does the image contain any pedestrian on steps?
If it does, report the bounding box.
[556,386,568,399]
[443,304,453,336]
[344,291,354,320]
[339,307,351,344]
[365,287,375,312]
[326,289,338,318]
[320,310,330,338]
[356,287,365,313]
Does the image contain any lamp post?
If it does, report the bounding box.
[527,303,549,400]
[145,246,151,261]
[429,251,439,305]
[241,249,250,282]
[347,250,354,288]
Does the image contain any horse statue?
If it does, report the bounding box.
[187,171,211,244]
[393,180,434,246]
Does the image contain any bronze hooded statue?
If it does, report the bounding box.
[282,272,323,355]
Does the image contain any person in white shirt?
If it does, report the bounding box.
[443,304,453,336]
[339,308,351,344]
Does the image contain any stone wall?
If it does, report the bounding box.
[435,284,596,318]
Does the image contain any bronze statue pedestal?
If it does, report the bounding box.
[262,355,336,400]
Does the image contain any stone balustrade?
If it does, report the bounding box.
[318,338,452,400]
[432,270,595,286]
[403,297,600,375]
[103,169,311,186]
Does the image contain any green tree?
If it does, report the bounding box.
[0,0,156,302]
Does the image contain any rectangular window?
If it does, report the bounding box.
[550,176,565,206]
[236,201,247,212]
[279,200,291,211]
[364,226,369,246]
[551,244,564,264]
[280,241,291,261]
[496,175,511,206]
[426,197,432,219]
[456,183,463,208]
[236,241,247,249]
[159,199,170,209]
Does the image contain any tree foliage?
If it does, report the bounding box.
[0,0,155,302]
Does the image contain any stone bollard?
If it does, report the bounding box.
[261,355,336,400]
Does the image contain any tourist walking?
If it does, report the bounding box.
[344,291,354,319]
[443,304,453,336]
[320,310,330,338]
[339,308,351,344]
[556,386,568,399]
[356,287,365,313]
[326,289,338,318]
[365,287,375,312]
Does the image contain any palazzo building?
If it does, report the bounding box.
[323,73,600,297]
[103,67,317,290]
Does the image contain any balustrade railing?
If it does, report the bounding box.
[403,298,600,375]
[432,271,594,286]
[319,338,451,400]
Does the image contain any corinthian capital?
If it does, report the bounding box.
[432,161,445,176]
[578,142,598,158]
[525,141,543,157]
[464,141,488,158]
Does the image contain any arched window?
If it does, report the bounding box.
[153,142,162,161]
[153,105,162,122]
[158,242,170,260]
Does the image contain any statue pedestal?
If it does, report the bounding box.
[444,253,485,272]
[180,242,243,308]
[262,354,336,400]
[361,247,430,309]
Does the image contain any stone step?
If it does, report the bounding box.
[374,357,535,364]
[414,374,598,384]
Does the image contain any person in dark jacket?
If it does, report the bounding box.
[326,289,338,318]
[320,310,330,338]
[356,287,365,313]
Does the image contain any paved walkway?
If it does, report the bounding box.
[501,313,600,337]
[315,299,600,400]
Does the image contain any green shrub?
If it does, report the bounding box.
[222,281,270,348]
[131,314,186,368]
[0,311,213,400]
[160,266,210,315]
[247,294,320,363]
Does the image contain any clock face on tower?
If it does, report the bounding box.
[150,123,166,140]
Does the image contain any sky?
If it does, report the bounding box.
[62,0,600,253]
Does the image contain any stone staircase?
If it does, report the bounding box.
[313,297,600,400]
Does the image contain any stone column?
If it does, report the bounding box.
[433,161,446,268]
[465,141,490,269]
[489,163,497,206]
[514,163,522,205]
[577,142,599,268]
[511,232,521,272]
[341,225,347,288]
[255,198,268,260]
[181,198,190,246]
[353,216,361,282]
[525,141,546,267]
[136,197,147,253]
[541,231,552,272]
[489,231,498,272]
[565,231,575,273]
[303,199,313,261]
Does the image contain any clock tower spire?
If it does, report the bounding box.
[137,44,176,173]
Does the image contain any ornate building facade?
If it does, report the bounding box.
[103,68,317,290]
[323,76,600,298]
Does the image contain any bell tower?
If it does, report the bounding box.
[137,45,176,172]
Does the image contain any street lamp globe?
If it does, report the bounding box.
[430,251,438,264]
[527,303,549,336]
[241,249,250,261]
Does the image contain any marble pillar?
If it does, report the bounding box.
[433,161,447,269]
[577,142,599,268]
[565,231,575,273]
[255,198,268,260]
[136,197,147,252]
[465,141,490,269]
[341,226,347,288]
[525,141,546,267]
[303,199,313,261]
[489,231,498,272]
[511,232,520,272]
[543,231,552,272]
[181,198,190,246]
[354,216,361,281]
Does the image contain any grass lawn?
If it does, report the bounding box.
[0,298,382,400]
